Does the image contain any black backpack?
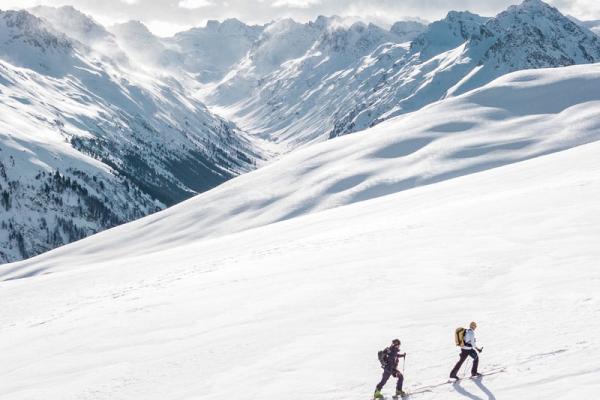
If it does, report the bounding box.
[377,347,389,368]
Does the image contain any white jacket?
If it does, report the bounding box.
[461,329,477,350]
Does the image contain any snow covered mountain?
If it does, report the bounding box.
[569,16,600,35]
[109,20,183,70]
[390,20,427,42]
[203,18,325,106]
[0,9,262,263]
[166,19,265,82]
[205,0,600,148]
[205,17,412,147]
[409,11,488,59]
[3,0,600,264]
[29,6,116,47]
[9,62,600,267]
[1,62,599,400]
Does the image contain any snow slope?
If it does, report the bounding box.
[206,0,600,148]
[15,61,600,267]
[1,108,599,400]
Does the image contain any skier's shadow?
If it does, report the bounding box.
[473,378,496,400]
[452,378,496,400]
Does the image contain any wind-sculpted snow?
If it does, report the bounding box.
[1,90,600,400]
[7,63,600,269]
[0,9,262,263]
[206,0,600,149]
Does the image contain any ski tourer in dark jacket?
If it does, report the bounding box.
[374,339,406,399]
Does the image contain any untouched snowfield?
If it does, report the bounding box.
[1,131,600,400]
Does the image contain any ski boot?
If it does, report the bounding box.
[374,389,384,399]
[393,390,407,398]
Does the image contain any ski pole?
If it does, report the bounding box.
[402,356,406,374]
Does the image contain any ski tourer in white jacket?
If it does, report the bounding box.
[450,321,483,378]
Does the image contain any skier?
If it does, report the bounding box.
[374,338,407,399]
[450,321,483,379]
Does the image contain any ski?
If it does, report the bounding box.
[465,368,506,379]
[405,368,506,396]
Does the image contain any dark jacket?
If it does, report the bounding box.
[383,346,401,372]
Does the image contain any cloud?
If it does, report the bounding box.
[551,0,600,19]
[4,0,599,37]
[178,0,214,9]
[271,0,322,9]
[146,19,194,36]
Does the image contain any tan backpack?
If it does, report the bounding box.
[455,327,466,346]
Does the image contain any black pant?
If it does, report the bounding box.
[376,369,404,392]
[450,349,479,377]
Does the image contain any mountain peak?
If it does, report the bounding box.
[0,9,73,53]
[317,20,395,55]
[484,0,598,39]
[519,0,554,9]
[29,5,112,45]
[313,15,331,29]
[112,20,151,34]
[498,0,570,22]
[457,0,600,87]
[410,10,488,58]
[390,20,427,42]
[177,17,260,38]
[201,17,254,35]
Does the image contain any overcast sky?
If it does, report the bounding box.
[1,0,598,36]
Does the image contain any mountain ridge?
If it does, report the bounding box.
[204,0,600,148]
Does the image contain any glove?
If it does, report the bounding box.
[401,353,407,358]
[477,347,483,353]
